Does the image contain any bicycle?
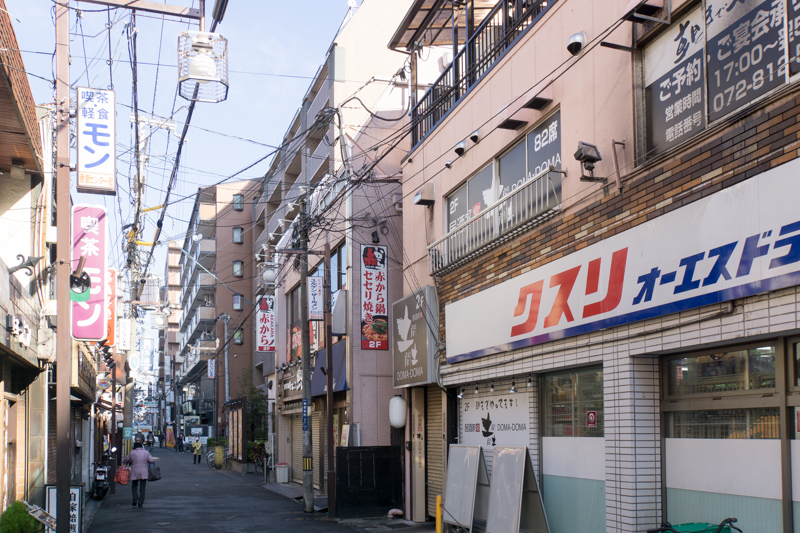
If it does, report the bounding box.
[647,517,741,533]
[252,443,265,475]
[206,446,230,469]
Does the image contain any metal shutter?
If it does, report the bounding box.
[312,412,321,489]
[426,386,445,518]
[291,415,303,483]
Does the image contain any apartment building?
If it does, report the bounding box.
[393,0,800,532]
[175,180,259,443]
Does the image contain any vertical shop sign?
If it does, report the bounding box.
[360,244,388,350]
[117,318,131,351]
[208,358,216,379]
[256,295,276,352]
[106,269,116,346]
[644,7,706,156]
[392,286,438,388]
[308,276,324,320]
[76,87,116,194]
[706,0,786,122]
[71,205,108,341]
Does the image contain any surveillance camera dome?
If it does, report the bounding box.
[567,32,586,56]
[454,140,467,157]
[445,160,453,169]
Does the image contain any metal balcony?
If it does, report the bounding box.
[180,272,215,320]
[180,238,216,288]
[427,167,561,275]
[410,0,554,147]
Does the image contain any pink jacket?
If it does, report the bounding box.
[123,447,155,481]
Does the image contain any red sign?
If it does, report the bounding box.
[587,411,597,428]
[106,269,116,346]
[71,205,108,341]
[360,244,388,350]
[256,295,276,352]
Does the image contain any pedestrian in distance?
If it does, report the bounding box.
[192,437,203,464]
[123,441,156,508]
[176,433,184,453]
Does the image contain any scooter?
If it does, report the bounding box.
[91,446,117,500]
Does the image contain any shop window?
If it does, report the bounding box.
[666,346,776,396]
[666,408,779,439]
[543,366,603,437]
[233,329,244,345]
[233,194,244,211]
[232,260,243,278]
[233,226,243,244]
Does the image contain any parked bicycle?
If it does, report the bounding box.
[647,517,741,533]
[252,443,265,475]
[206,445,230,469]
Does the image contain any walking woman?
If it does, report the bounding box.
[123,441,156,508]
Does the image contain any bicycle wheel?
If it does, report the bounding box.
[255,457,263,474]
[206,451,215,468]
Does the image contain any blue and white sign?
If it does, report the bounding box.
[77,87,116,194]
[447,158,800,362]
[308,276,324,321]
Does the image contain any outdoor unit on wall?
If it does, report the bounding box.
[178,31,229,103]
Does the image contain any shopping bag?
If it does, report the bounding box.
[147,464,161,481]
[115,465,130,485]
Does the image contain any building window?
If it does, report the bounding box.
[233,226,243,244]
[641,4,789,158]
[232,260,243,278]
[445,111,561,233]
[663,344,779,439]
[233,194,244,211]
[233,294,243,311]
[543,366,603,437]
[233,328,244,345]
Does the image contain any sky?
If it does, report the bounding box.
[6,0,364,280]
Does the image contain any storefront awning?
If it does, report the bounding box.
[310,341,347,398]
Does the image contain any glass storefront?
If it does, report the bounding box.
[543,366,603,437]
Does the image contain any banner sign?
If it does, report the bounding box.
[106,268,116,346]
[256,295,276,352]
[460,392,530,448]
[76,87,116,194]
[208,358,216,379]
[446,156,800,362]
[117,318,131,351]
[71,205,108,341]
[392,286,438,388]
[308,276,324,321]
[360,244,388,350]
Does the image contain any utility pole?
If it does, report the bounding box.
[324,242,335,516]
[221,313,230,401]
[54,4,71,531]
[300,99,313,513]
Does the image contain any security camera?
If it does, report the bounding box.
[454,140,467,157]
[445,160,453,169]
[468,129,481,144]
[567,32,586,56]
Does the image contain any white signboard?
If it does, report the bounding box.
[208,358,215,379]
[308,276,324,321]
[117,318,131,351]
[76,87,116,194]
[460,392,530,448]
[256,295,276,352]
[46,485,82,533]
[447,158,800,362]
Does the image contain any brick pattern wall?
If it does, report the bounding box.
[436,87,800,532]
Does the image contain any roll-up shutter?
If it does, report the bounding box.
[312,412,321,489]
[291,415,303,483]
[426,385,445,518]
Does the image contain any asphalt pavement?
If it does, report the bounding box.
[86,447,434,533]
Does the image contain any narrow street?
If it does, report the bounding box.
[86,448,421,533]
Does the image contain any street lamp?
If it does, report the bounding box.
[178,31,229,103]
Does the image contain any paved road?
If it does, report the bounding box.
[87,448,357,533]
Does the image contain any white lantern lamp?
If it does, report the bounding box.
[178,31,229,103]
[389,395,406,429]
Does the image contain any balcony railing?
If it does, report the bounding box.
[411,0,554,147]
[427,167,561,275]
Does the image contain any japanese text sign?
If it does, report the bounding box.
[71,205,108,341]
[256,295,276,352]
[360,244,388,350]
[106,269,116,346]
[208,358,216,379]
[446,156,800,362]
[392,286,438,388]
[460,392,530,447]
[308,276,324,321]
[77,87,116,194]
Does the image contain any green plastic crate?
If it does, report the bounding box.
[671,523,731,533]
